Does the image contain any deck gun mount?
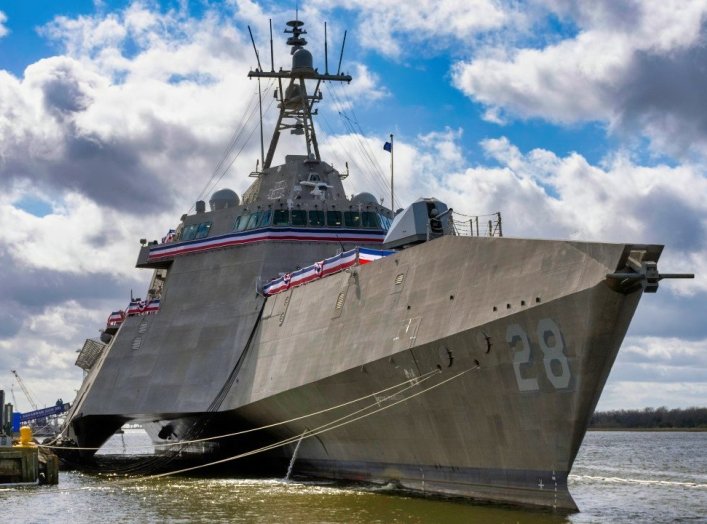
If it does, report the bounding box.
[607,250,694,293]
[383,198,450,249]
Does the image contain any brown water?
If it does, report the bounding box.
[1,430,705,523]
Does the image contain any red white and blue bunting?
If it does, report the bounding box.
[262,247,394,296]
[126,298,161,316]
[107,310,125,327]
[107,298,161,327]
[148,227,386,261]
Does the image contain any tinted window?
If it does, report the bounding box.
[326,211,342,226]
[291,210,307,226]
[246,212,261,230]
[181,224,198,241]
[257,210,272,228]
[236,215,249,231]
[361,212,381,228]
[273,209,289,226]
[309,210,325,226]
[233,216,243,231]
[344,211,361,228]
[195,222,212,239]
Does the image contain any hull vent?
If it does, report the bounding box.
[75,339,106,370]
[335,291,345,310]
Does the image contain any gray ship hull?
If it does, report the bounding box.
[65,235,653,510]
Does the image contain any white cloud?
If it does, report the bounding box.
[311,0,512,57]
[610,335,707,404]
[1,6,265,213]
[0,193,149,276]
[452,0,707,159]
[0,300,106,410]
[598,378,707,411]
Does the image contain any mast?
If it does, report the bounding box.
[247,26,265,169]
[389,133,394,211]
[249,20,352,169]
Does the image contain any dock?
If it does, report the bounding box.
[0,427,59,485]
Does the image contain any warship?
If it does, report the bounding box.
[58,19,693,511]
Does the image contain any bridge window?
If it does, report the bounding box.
[361,212,381,229]
[291,209,307,226]
[273,209,289,226]
[309,210,325,226]
[181,224,198,241]
[195,222,212,239]
[246,212,261,230]
[257,210,272,228]
[235,215,249,231]
[344,211,361,228]
[326,211,342,226]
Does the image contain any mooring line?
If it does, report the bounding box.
[39,369,441,452]
[98,365,479,485]
[17,365,478,494]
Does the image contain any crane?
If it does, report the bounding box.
[10,370,38,411]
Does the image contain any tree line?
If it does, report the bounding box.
[590,407,707,429]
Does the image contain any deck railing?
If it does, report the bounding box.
[429,210,503,239]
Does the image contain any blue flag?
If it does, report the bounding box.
[383,141,392,152]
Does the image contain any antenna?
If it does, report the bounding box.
[337,30,347,75]
[389,133,394,211]
[248,25,263,71]
[324,22,329,75]
[269,19,275,72]
[248,25,266,169]
[250,20,352,169]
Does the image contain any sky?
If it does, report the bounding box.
[0,0,705,412]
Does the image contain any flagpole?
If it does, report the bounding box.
[390,133,394,211]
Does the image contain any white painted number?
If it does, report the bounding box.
[537,318,571,389]
[506,319,571,391]
[506,324,539,392]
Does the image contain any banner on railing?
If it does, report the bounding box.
[125,298,161,317]
[263,247,394,296]
[107,310,125,327]
[107,298,161,327]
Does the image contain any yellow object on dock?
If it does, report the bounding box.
[17,426,37,448]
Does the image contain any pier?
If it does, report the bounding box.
[0,427,58,485]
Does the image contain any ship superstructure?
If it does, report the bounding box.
[59,19,692,511]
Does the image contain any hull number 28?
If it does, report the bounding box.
[506,319,571,391]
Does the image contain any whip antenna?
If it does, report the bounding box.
[324,22,329,75]
[337,30,347,75]
[248,25,266,170]
[269,19,275,72]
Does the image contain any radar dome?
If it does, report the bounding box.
[209,188,239,211]
[351,192,378,205]
[292,48,314,72]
